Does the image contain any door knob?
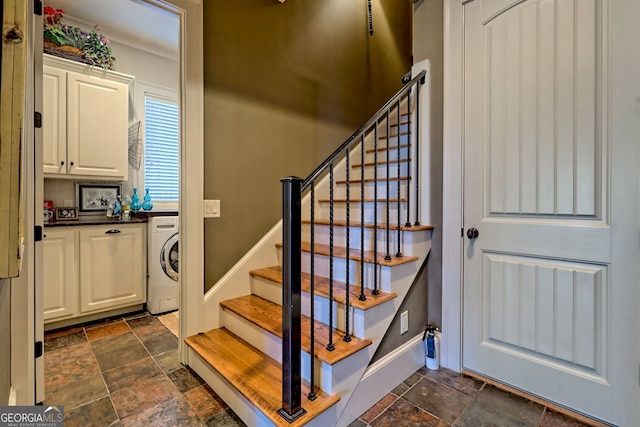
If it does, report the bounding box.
[466,228,479,239]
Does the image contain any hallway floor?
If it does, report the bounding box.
[44,311,593,427]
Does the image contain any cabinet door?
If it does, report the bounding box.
[43,229,76,321]
[42,66,67,175]
[79,225,145,313]
[67,72,128,179]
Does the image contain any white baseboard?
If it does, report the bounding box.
[336,333,425,427]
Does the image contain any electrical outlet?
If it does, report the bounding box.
[400,311,409,335]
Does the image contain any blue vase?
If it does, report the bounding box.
[142,188,153,211]
[130,188,141,211]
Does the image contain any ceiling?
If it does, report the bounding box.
[44,0,179,59]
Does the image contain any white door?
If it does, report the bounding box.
[462,0,639,425]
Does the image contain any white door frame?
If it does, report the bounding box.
[13,0,203,403]
[141,0,204,362]
[441,0,465,372]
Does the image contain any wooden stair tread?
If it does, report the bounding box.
[318,198,407,203]
[185,328,339,427]
[352,159,409,168]
[302,218,434,232]
[221,295,372,366]
[366,144,409,153]
[250,266,397,310]
[276,241,419,267]
[379,130,410,139]
[336,176,409,184]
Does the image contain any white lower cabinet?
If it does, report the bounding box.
[79,225,146,313]
[43,229,77,321]
[43,224,146,324]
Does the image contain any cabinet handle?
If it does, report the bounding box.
[105,229,121,234]
[69,161,74,167]
[60,161,64,166]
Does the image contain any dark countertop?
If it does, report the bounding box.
[131,209,179,218]
[44,216,147,227]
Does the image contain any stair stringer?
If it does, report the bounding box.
[327,244,431,424]
[188,348,340,427]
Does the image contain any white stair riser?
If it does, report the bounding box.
[302,224,422,256]
[320,180,409,202]
[251,277,369,338]
[221,308,336,391]
[300,252,396,294]
[251,274,383,339]
[313,202,409,226]
[355,162,412,181]
[276,245,410,294]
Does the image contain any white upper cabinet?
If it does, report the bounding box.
[43,54,134,180]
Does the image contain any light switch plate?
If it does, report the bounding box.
[204,200,220,218]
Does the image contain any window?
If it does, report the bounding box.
[143,95,179,203]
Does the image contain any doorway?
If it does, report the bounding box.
[31,0,204,403]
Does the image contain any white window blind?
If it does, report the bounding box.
[143,96,179,202]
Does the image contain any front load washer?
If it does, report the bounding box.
[147,215,179,314]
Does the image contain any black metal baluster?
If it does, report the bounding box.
[344,147,351,342]
[308,182,317,401]
[405,91,412,228]
[373,122,380,295]
[359,134,366,301]
[327,164,335,352]
[396,99,402,258]
[385,112,391,261]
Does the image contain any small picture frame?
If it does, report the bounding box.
[76,183,121,215]
[54,207,78,221]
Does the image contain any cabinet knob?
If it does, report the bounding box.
[69,161,74,167]
[105,229,121,234]
[60,161,64,166]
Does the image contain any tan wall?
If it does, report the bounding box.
[203,0,413,290]
[0,279,10,404]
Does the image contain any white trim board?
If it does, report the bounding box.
[441,0,464,372]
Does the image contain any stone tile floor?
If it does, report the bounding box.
[44,311,593,427]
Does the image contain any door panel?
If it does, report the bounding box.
[482,253,606,377]
[463,0,616,421]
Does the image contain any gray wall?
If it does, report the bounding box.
[414,0,444,330]
[0,279,10,405]
[370,0,444,362]
[203,0,413,291]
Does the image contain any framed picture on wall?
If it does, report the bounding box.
[55,207,78,221]
[76,183,121,215]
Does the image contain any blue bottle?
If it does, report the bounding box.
[142,188,153,211]
[130,188,141,211]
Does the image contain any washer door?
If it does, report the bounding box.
[160,233,179,282]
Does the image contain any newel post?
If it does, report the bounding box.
[278,177,306,423]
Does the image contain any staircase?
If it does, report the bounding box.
[186,69,433,427]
